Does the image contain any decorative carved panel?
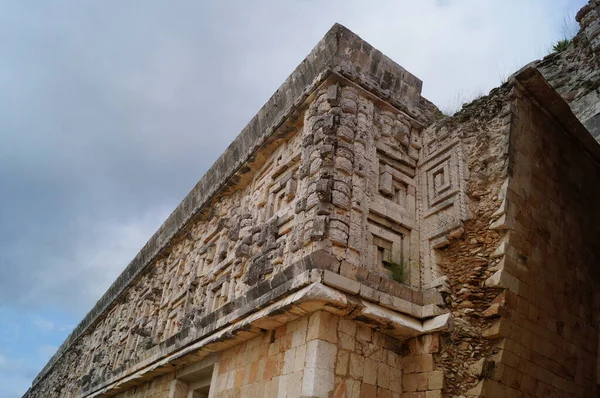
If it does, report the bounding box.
[419,127,471,286]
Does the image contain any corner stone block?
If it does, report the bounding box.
[482,319,512,340]
[302,341,337,397]
[304,339,337,371]
[307,310,339,343]
[484,269,520,294]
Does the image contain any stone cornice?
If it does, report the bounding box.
[78,264,449,397]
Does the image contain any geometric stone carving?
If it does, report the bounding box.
[423,151,457,214]
[419,135,470,287]
[420,141,468,239]
[367,219,409,275]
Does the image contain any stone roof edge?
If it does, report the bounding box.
[512,66,600,164]
[30,23,431,389]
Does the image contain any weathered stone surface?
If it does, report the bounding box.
[24,3,600,398]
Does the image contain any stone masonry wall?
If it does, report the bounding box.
[106,310,449,398]
[578,0,600,54]
[476,77,600,397]
[207,311,445,398]
[212,311,390,398]
[26,113,315,397]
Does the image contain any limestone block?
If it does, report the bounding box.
[339,318,357,337]
[482,319,511,340]
[403,373,418,392]
[485,269,520,294]
[335,349,350,376]
[307,310,339,343]
[360,284,381,303]
[416,354,435,373]
[340,98,358,115]
[426,370,444,390]
[282,349,295,375]
[349,352,366,381]
[322,270,360,295]
[377,362,391,389]
[310,216,328,241]
[379,172,394,196]
[360,383,377,397]
[338,125,355,142]
[301,342,336,397]
[363,358,378,384]
[339,331,355,351]
[293,344,307,373]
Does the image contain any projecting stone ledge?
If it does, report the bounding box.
[78,253,449,397]
[84,280,450,397]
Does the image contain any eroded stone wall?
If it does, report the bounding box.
[28,7,600,397]
[415,86,514,396]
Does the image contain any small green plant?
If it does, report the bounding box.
[552,39,571,53]
[382,254,408,284]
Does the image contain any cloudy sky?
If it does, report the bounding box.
[0,0,586,396]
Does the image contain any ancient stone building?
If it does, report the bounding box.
[24,2,600,397]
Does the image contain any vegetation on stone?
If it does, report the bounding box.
[552,38,571,52]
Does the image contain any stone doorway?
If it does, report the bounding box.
[174,355,218,398]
